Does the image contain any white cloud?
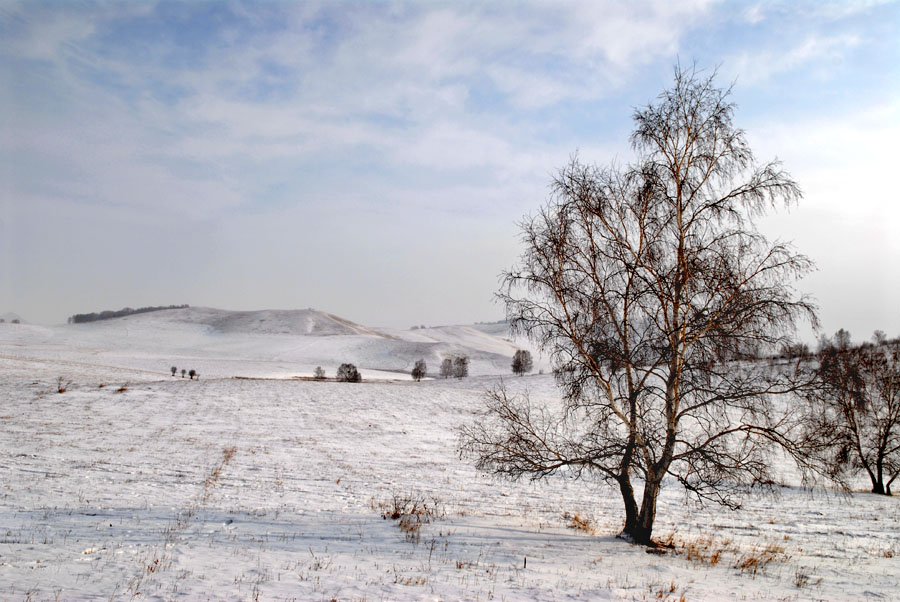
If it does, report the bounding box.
[727,33,861,85]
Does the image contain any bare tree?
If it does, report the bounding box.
[188,369,196,380]
[459,66,817,546]
[511,350,534,376]
[313,366,326,380]
[803,338,900,495]
[411,359,427,382]
[181,369,186,378]
[336,363,361,383]
[834,328,852,351]
[453,355,469,379]
[440,358,454,379]
[171,366,177,377]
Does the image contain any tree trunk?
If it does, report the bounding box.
[619,476,661,546]
[617,475,640,541]
[871,461,886,495]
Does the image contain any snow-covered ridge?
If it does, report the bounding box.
[1,306,533,379]
[117,306,386,337]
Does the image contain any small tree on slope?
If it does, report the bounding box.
[511,350,533,376]
[411,359,427,382]
[336,363,361,383]
[440,358,454,379]
[459,66,818,546]
[453,356,469,379]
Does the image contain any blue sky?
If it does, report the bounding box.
[1,0,898,341]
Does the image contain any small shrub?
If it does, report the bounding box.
[57,377,72,394]
[116,384,128,393]
[376,492,444,543]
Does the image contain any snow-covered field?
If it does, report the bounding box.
[1,311,897,601]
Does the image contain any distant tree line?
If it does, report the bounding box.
[68,304,189,324]
[171,366,199,379]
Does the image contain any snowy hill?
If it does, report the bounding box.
[104,306,386,337]
[1,306,537,380]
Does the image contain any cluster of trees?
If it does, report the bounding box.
[440,356,469,379]
[0,318,21,324]
[170,366,199,379]
[802,329,900,495]
[69,304,189,324]
[458,66,894,548]
[308,365,360,382]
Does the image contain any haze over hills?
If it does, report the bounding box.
[0,306,537,380]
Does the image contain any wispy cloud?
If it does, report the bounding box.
[729,33,861,85]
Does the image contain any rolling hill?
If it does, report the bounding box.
[0,306,538,380]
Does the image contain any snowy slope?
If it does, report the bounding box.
[0,308,535,379]
[1,357,897,601]
[2,312,895,600]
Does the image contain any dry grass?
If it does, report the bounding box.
[375,492,444,543]
[732,542,788,575]
[655,531,790,577]
[562,511,598,535]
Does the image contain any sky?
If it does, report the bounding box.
[1,0,898,341]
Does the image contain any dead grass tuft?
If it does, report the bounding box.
[562,511,598,535]
[657,531,788,576]
[732,542,788,575]
[375,492,444,543]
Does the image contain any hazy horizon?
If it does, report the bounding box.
[3,1,899,340]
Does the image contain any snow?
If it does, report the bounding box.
[0,313,897,600]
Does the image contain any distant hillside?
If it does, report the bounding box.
[68,305,190,324]
[54,305,538,377]
[191,308,384,337]
[69,306,383,338]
